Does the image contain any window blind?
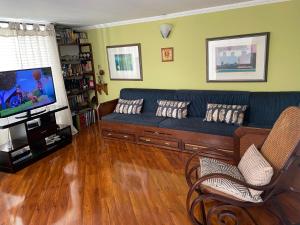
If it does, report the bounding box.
[0,35,52,71]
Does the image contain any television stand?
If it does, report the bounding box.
[0,105,72,173]
[15,109,46,119]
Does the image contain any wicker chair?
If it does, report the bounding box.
[185,106,300,225]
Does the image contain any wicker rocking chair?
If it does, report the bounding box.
[185,106,300,225]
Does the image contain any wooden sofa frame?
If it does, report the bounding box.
[99,99,271,163]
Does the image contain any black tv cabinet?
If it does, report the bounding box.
[0,106,72,173]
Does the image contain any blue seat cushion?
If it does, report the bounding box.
[159,117,238,136]
[102,112,166,127]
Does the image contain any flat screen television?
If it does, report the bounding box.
[0,67,56,118]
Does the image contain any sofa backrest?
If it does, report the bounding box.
[120,88,177,114]
[248,92,300,128]
[175,90,250,118]
[119,88,300,128]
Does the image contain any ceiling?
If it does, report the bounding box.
[0,0,270,26]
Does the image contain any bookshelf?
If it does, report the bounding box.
[55,26,98,131]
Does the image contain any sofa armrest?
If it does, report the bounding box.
[98,99,118,119]
[234,126,271,161]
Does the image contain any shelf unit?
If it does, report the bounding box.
[55,26,98,131]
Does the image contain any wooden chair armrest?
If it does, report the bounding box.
[98,99,118,119]
[185,148,224,187]
[191,173,276,192]
[234,126,271,139]
[234,126,271,161]
[185,151,203,187]
[186,172,278,210]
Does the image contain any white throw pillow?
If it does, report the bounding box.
[238,144,274,198]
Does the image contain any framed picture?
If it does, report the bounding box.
[106,43,143,80]
[161,47,174,62]
[206,32,270,82]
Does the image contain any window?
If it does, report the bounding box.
[0,23,74,134]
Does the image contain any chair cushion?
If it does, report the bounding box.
[238,144,273,198]
[159,117,238,136]
[156,100,190,119]
[114,99,144,114]
[102,112,166,127]
[199,157,262,203]
[204,103,248,125]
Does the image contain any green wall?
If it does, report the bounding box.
[87,0,300,103]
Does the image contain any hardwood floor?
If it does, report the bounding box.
[0,124,295,225]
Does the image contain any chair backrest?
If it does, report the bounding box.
[261,107,300,172]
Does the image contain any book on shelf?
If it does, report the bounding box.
[62,63,94,77]
[88,80,95,88]
[81,61,93,73]
[69,96,88,112]
[56,29,88,45]
[79,32,87,40]
[65,78,89,91]
[62,63,83,77]
[73,109,96,130]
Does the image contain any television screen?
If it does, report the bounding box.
[0,67,56,118]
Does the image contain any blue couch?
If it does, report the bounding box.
[102,88,300,137]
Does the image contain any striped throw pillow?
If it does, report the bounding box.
[114,99,143,114]
[238,144,274,198]
[156,100,190,119]
[204,103,248,125]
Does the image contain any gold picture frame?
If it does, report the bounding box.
[161,47,174,62]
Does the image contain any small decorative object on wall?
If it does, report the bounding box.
[206,32,270,82]
[106,43,143,80]
[160,24,173,39]
[161,47,174,62]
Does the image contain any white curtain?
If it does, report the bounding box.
[0,22,76,145]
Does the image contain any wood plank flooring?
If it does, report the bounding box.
[0,124,294,225]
